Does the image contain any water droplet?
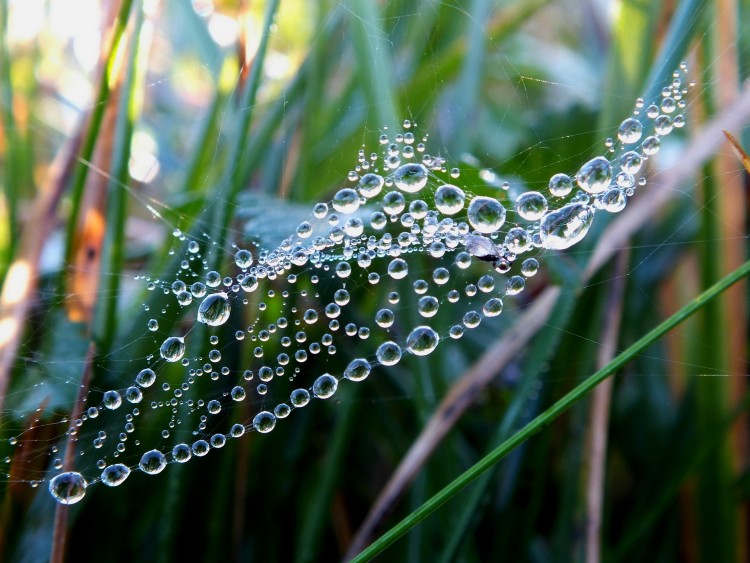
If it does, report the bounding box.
[387,258,408,279]
[103,390,122,410]
[159,337,185,362]
[576,156,612,194]
[382,191,406,215]
[358,173,384,198]
[192,440,210,456]
[332,188,360,213]
[521,258,539,277]
[549,173,573,197]
[641,135,660,155]
[406,326,439,356]
[482,297,504,317]
[313,374,338,399]
[197,292,231,326]
[172,444,191,463]
[290,388,311,407]
[434,184,465,215]
[101,464,130,487]
[49,472,87,504]
[619,151,642,174]
[125,386,143,404]
[417,296,439,317]
[467,196,506,233]
[253,411,276,433]
[234,249,253,268]
[376,341,402,366]
[515,191,548,221]
[599,187,627,213]
[617,118,643,144]
[344,359,371,382]
[147,319,159,331]
[393,163,429,193]
[139,449,167,475]
[136,368,156,388]
[539,202,594,250]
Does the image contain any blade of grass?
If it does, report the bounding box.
[351,257,750,562]
[95,2,147,353]
[62,0,135,267]
[345,0,399,130]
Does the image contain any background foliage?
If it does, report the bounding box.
[0,0,748,561]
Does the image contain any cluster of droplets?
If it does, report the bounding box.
[40,66,694,505]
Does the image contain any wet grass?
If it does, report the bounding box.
[0,1,748,562]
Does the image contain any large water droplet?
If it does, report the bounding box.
[197,292,231,326]
[376,341,402,366]
[467,196,506,233]
[102,390,122,410]
[136,368,156,388]
[434,184,465,215]
[358,173,384,198]
[101,464,131,487]
[515,191,548,221]
[387,258,409,280]
[139,449,167,475]
[159,337,185,362]
[253,411,276,433]
[576,156,612,194]
[549,173,573,197]
[312,374,338,399]
[617,118,643,144]
[49,472,87,504]
[344,359,371,382]
[539,202,594,250]
[234,249,253,269]
[406,326,439,356]
[393,163,429,193]
[332,188,360,213]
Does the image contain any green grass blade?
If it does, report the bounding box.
[62,0,135,266]
[350,258,750,562]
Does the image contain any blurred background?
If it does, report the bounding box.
[0,0,748,561]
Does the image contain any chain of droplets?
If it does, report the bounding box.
[41,64,693,504]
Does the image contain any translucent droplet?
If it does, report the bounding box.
[172,443,191,463]
[136,368,156,388]
[549,173,574,197]
[375,308,395,328]
[617,118,643,144]
[231,386,246,401]
[515,191,548,221]
[539,202,594,250]
[359,173,384,198]
[234,249,253,268]
[576,156,612,194]
[599,187,627,213]
[504,227,531,254]
[521,258,539,277]
[139,449,167,475]
[387,258,408,279]
[197,292,231,326]
[253,411,276,433]
[290,388,311,407]
[192,440,210,456]
[101,464,130,487]
[406,326,439,356]
[434,184,465,215]
[417,296,439,318]
[313,374,338,399]
[344,359,371,382]
[482,297,503,317]
[147,319,159,331]
[382,191,406,215]
[332,188,360,214]
[376,341,402,366]
[393,163,429,193]
[160,337,185,362]
[125,386,142,404]
[641,136,660,155]
[654,115,672,135]
[103,390,122,410]
[505,276,526,295]
[660,97,676,114]
[49,472,87,504]
[467,196,506,234]
[619,151,643,174]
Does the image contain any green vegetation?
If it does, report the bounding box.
[0,0,748,562]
